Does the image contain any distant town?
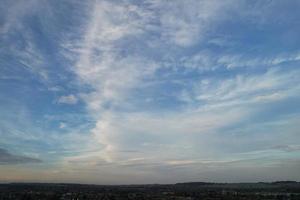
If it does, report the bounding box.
[0,181,299,200]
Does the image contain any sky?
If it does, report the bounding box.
[0,0,300,184]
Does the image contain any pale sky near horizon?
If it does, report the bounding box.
[0,0,300,184]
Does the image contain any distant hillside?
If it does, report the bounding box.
[174,181,300,190]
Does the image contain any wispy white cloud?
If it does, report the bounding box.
[59,122,67,129]
[173,51,300,72]
[70,1,158,113]
[0,0,39,35]
[180,68,300,109]
[0,0,51,83]
[57,94,78,105]
[152,0,240,47]
[218,52,300,69]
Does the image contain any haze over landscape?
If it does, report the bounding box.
[0,0,300,185]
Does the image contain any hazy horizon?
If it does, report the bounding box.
[1,0,300,184]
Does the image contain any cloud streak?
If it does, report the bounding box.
[0,148,41,165]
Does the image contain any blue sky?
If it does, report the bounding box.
[0,0,300,184]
